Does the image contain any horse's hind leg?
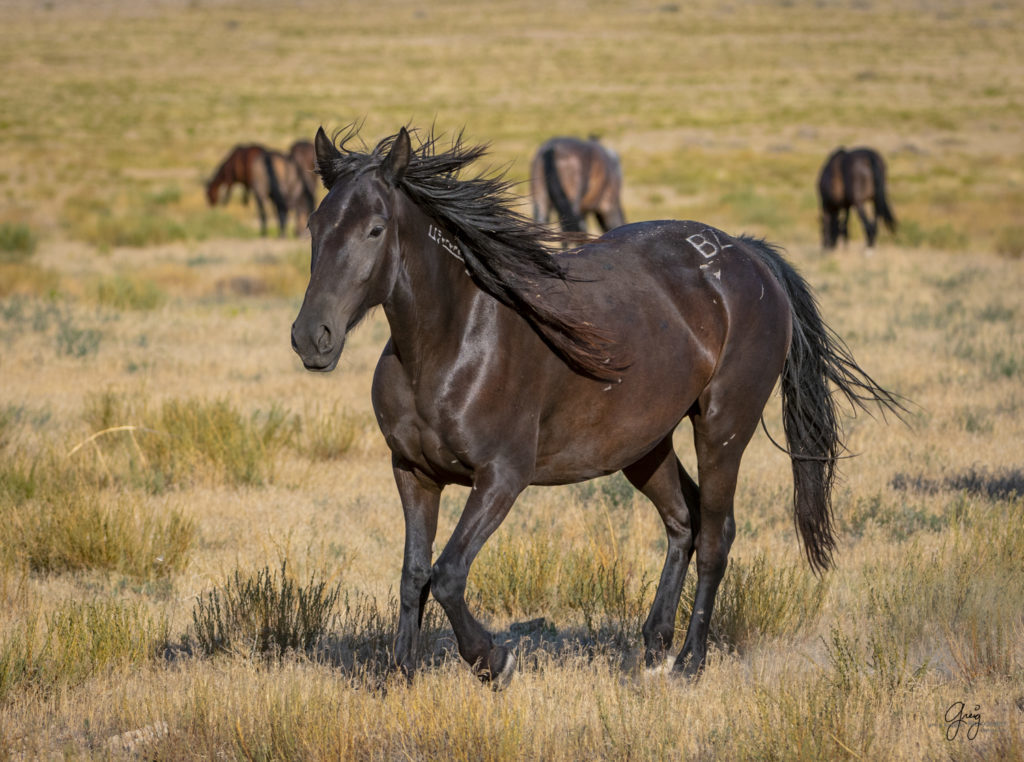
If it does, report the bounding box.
[622,436,700,668]
[856,202,877,250]
[675,357,781,677]
[838,207,850,247]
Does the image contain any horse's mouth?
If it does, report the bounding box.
[301,354,341,373]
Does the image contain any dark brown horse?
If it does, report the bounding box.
[530,136,626,235]
[205,144,265,207]
[291,126,903,685]
[207,143,316,236]
[818,146,897,250]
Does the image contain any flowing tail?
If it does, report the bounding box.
[868,152,897,233]
[542,147,583,233]
[744,236,907,572]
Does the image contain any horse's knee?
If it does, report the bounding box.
[401,562,432,599]
[430,559,467,607]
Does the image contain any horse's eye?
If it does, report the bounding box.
[369,225,385,239]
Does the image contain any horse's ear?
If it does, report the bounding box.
[382,127,411,186]
[314,127,341,189]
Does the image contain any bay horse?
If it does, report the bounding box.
[206,143,316,236]
[818,146,897,250]
[291,126,903,685]
[205,143,265,207]
[530,136,626,235]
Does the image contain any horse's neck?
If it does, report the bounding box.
[383,203,483,373]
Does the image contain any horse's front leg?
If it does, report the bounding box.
[391,457,441,679]
[430,463,525,686]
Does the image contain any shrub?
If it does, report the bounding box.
[190,562,340,658]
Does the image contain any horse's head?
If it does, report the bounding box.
[204,178,219,206]
[290,126,411,372]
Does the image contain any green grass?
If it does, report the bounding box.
[0,222,36,262]
[0,599,168,704]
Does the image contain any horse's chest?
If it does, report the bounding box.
[372,363,475,482]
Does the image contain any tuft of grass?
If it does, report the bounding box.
[470,532,652,648]
[0,599,167,704]
[995,225,1024,259]
[0,464,195,579]
[470,533,560,618]
[694,552,829,650]
[147,398,295,487]
[93,274,167,311]
[299,404,366,461]
[897,219,969,251]
[74,392,298,490]
[190,562,340,659]
[0,222,37,262]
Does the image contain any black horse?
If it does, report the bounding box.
[291,126,903,685]
[818,146,897,250]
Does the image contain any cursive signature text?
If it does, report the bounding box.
[944,701,981,741]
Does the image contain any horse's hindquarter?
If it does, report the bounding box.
[532,221,790,481]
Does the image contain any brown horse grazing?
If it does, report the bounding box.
[205,144,265,207]
[530,136,626,235]
[207,143,316,236]
[818,147,897,250]
[291,126,904,685]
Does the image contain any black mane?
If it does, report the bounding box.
[320,126,625,380]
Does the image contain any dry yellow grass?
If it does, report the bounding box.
[1,0,1023,759]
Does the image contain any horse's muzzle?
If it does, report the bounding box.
[291,320,344,372]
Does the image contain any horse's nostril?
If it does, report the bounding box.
[316,324,332,354]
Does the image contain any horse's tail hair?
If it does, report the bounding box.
[743,235,907,573]
[542,147,583,233]
[868,152,897,233]
[263,152,288,216]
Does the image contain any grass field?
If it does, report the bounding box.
[1,0,1022,758]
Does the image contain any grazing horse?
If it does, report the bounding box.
[291,126,903,685]
[207,143,316,236]
[818,146,897,250]
[205,143,265,207]
[530,136,626,235]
